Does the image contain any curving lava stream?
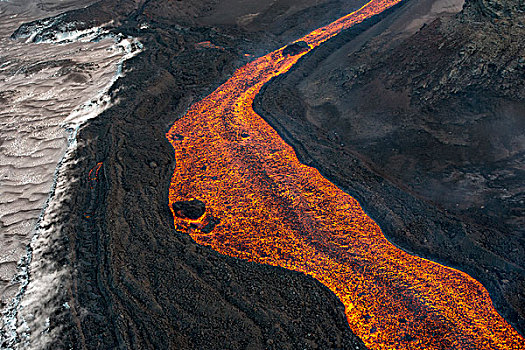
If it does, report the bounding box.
[166,0,525,348]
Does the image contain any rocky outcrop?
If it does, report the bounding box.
[283,41,310,56]
[467,0,525,18]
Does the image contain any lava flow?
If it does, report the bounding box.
[88,162,103,182]
[166,0,525,348]
[88,161,103,189]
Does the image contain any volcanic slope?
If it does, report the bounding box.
[256,0,525,335]
[3,0,372,349]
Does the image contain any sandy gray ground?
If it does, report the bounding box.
[0,0,128,313]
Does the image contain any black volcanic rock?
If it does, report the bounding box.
[10,0,136,42]
[283,41,310,56]
[172,199,206,220]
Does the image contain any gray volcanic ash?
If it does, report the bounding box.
[0,0,141,345]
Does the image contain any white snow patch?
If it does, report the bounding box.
[63,34,143,128]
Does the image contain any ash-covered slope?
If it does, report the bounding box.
[257,0,524,334]
[3,0,371,348]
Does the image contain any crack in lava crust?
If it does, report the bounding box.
[167,0,525,348]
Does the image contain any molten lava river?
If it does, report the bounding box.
[167,0,525,348]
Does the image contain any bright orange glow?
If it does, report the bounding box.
[166,0,525,348]
[88,162,103,187]
[195,41,226,51]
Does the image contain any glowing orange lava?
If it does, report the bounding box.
[166,0,525,348]
[88,162,103,188]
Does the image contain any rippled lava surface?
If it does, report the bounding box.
[167,0,525,348]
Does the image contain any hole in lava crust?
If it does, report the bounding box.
[172,199,206,220]
[282,41,310,56]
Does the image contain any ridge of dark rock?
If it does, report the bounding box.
[466,0,525,18]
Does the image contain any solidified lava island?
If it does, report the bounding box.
[167,0,525,349]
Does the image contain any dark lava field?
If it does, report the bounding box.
[1,0,524,349]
